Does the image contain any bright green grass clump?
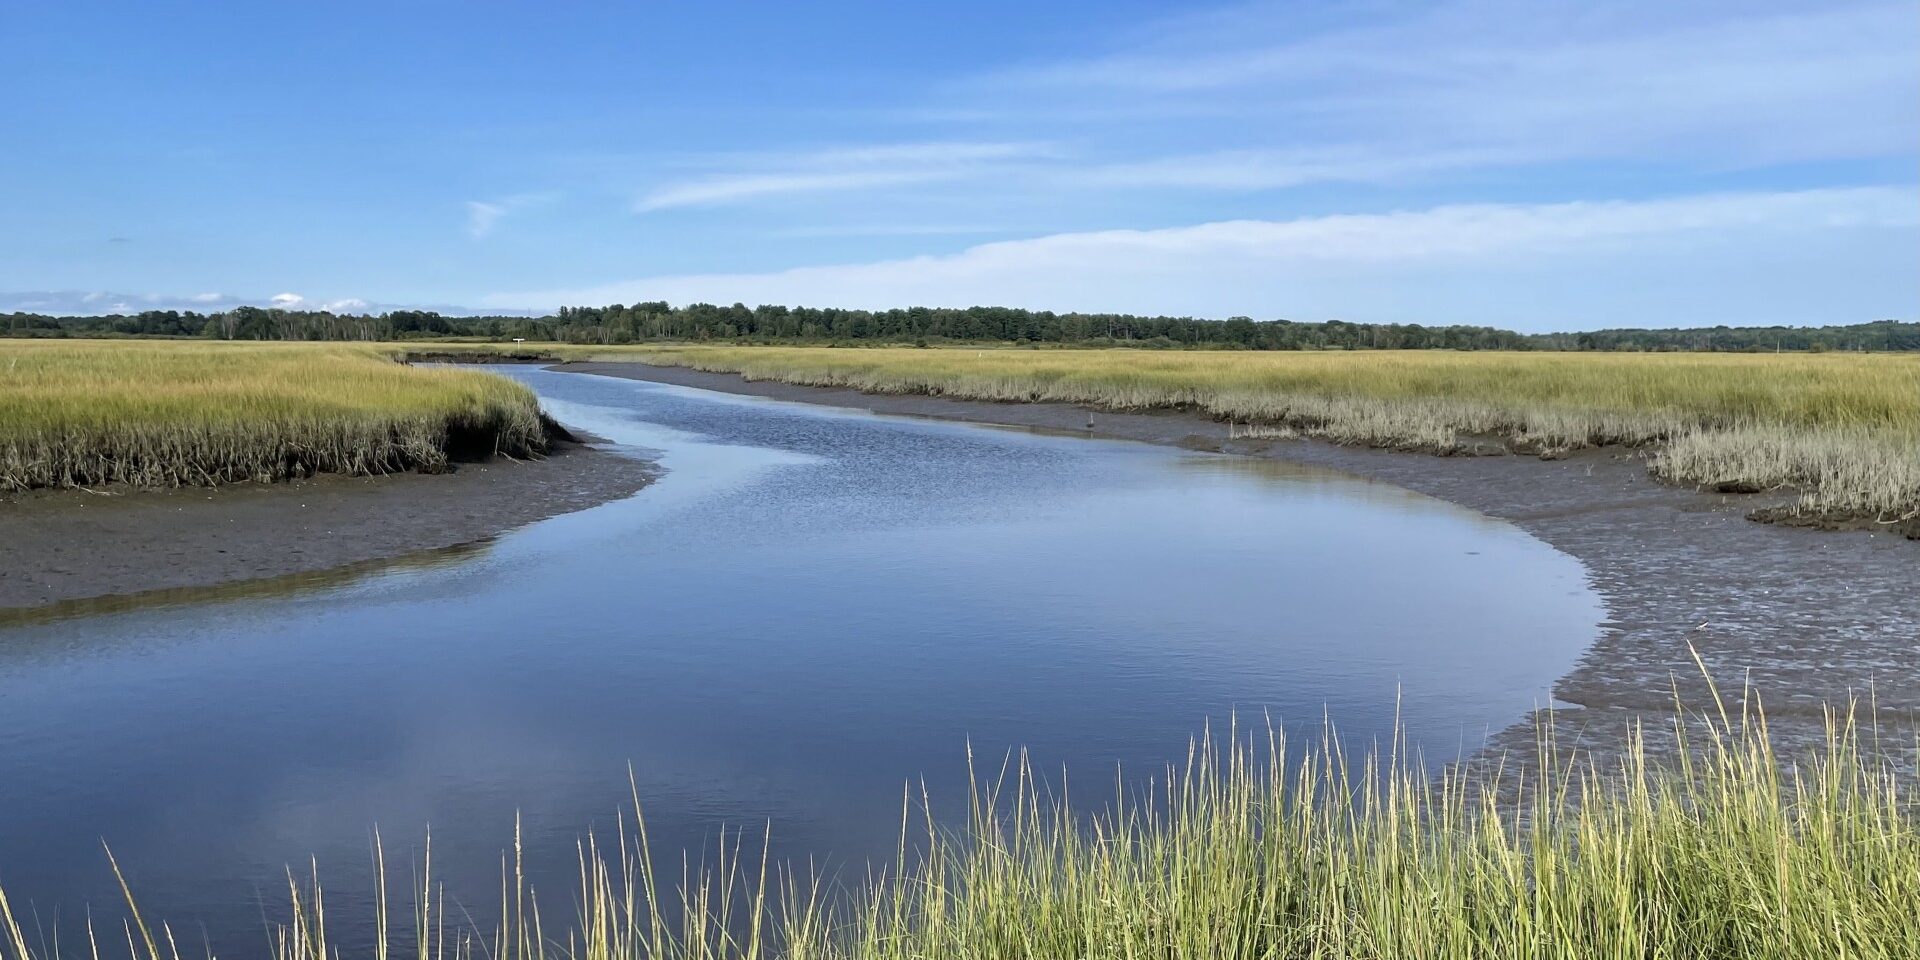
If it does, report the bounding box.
[7,699,1913,960]
[0,340,548,490]
[452,343,1920,521]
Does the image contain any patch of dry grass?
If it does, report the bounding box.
[0,340,547,491]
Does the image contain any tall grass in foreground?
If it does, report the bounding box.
[0,341,547,490]
[6,696,1914,959]
[477,344,1920,524]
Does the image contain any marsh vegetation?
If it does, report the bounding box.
[4,700,1912,960]
[1,345,1913,958]
[0,341,548,491]
[8,339,1914,525]
[468,344,1920,526]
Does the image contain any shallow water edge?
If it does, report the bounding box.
[557,360,1920,765]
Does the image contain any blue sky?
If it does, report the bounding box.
[3,0,1916,329]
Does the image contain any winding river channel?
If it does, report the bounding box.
[0,367,1604,952]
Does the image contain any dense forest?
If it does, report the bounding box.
[4,303,1916,352]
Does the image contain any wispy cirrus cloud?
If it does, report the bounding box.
[765,223,1014,239]
[624,2,1917,223]
[635,141,1054,211]
[1075,146,1535,191]
[490,186,1919,328]
[465,201,509,238]
[464,193,557,238]
[979,0,1917,166]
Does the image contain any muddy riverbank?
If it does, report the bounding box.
[559,360,1920,765]
[0,440,655,612]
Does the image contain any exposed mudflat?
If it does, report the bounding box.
[561,360,1920,768]
[0,441,655,614]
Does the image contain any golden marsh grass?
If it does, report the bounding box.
[4,698,1913,959]
[460,344,1920,522]
[0,340,547,491]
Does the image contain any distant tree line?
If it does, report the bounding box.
[4,303,1915,352]
[538,303,1547,349]
[1523,321,1920,352]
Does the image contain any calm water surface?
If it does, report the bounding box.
[0,369,1603,952]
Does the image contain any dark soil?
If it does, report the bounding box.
[1750,503,1920,540]
[0,440,655,613]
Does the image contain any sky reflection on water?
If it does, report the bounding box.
[0,368,1603,953]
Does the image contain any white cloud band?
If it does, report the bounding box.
[487,187,1919,329]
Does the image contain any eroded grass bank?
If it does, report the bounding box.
[0,341,547,490]
[3,702,1913,959]
[453,344,1920,527]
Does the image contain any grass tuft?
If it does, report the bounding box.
[6,696,1914,959]
[0,341,548,491]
